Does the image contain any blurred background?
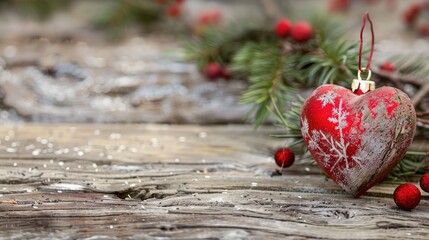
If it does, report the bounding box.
[0,0,428,124]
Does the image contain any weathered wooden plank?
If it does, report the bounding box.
[0,124,428,240]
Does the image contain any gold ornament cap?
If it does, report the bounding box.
[351,69,375,94]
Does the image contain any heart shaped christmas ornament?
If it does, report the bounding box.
[300,83,416,197]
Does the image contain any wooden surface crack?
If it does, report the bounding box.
[0,124,428,239]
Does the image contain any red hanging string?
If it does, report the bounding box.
[358,12,375,71]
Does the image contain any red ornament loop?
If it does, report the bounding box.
[358,12,375,71]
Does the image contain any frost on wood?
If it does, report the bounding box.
[301,84,416,197]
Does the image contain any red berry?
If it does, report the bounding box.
[408,3,422,16]
[419,23,429,36]
[329,0,350,12]
[403,10,417,26]
[393,183,421,210]
[274,148,295,168]
[379,61,395,72]
[291,22,313,43]
[167,5,181,18]
[403,3,422,26]
[204,62,223,80]
[275,19,293,38]
[404,3,422,25]
[175,0,185,4]
[419,173,429,192]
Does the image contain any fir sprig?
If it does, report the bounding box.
[185,27,277,70]
[185,28,235,70]
[297,40,359,86]
[389,151,428,182]
[235,43,292,127]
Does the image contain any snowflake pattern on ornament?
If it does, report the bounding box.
[302,92,365,172]
[300,84,416,196]
[317,91,338,107]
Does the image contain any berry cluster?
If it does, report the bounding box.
[201,17,312,81]
[275,19,313,43]
[402,2,429,37]
[393,173,429,210]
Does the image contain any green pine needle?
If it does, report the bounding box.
[236,43,291,127]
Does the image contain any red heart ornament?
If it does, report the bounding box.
[300,84,416,197]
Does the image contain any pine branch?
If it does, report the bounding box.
[284,95,305,133]
[417,111,429,117]
[413,83,429,107]
[236,43,290,127]
[185,29,230,69]
[308,13,348,43]
[388,151,428,182]
[297,40,359,86]
[373,69,425,87]
[231,17,359,126]
[185,27,277,70]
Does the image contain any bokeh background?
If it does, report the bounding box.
[0,0,427,124]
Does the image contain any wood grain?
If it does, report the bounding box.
[0,124,428,239]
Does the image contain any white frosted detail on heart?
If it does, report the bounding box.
[317,90,338,107]
[300,84,416,196]
[302,100,359,172]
